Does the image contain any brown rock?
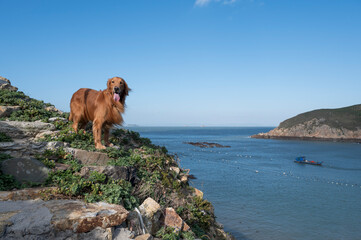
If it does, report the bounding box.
[47,200,128,233]
[0,106,20,118]
[135,233,153,240]
[0,187,56,201]
[65,147,110,165]
[161,207,190,232]
[180,175,188,183]
[193,188,204,199]
[139,197,161,219]
[0,76,18,91]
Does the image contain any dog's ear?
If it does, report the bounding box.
[107,78,113,91]
[120,80,131,105]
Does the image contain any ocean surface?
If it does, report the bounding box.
[127,127,361,240]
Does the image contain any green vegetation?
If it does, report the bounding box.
[0,89,68,122]
[0,132,12,142]
[0,87,223,239]
[279,104,361,130]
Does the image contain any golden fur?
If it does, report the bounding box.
[69,77,130,149]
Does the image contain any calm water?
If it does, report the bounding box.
[127,127,361,240]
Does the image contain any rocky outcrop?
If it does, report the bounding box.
[0,198,129,239]
[184,142,231,148]
[0,121,56,140]
[0,106,20,118]
[1,158,49,184]
[0,77,17,92]
[252,117,361,142]
[64,147,111,165]
[161,207,190,232]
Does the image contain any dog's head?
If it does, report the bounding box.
[107,77,130,105]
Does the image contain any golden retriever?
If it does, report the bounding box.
[69,77,130,149]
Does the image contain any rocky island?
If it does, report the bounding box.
[252,104,361,142]
[0,76,233,240]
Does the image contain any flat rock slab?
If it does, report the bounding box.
[0,199,129,239]
[65,148,110,166]
[0,121,55,139]
[47,200,128,233]
[1,158,49,184]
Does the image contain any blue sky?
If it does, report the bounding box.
[1,0,360,126]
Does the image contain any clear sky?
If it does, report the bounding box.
[1,0,360,126]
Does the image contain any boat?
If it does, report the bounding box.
[294,156,323,166]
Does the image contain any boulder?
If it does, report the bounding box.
[193,188,204,199]
[0,141,66,158]
[65,147,110,166]
[1,157,49,184]
[0,120,56,140]
[0,199,128,239]
[47,200,128,233]
[0,187,56,201]
[0,76,18,92]
[138,197,162,235]
[0,106,20,118]
[160,207,190,232]
[44,106,63,114]
[78,165,139,184]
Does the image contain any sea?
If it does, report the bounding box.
[126,127,361,240]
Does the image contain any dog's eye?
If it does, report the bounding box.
[112,81,114,83]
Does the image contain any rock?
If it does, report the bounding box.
[0,106,21,118]
[138,197,162,235]
[0,187,56,201]
[0,199,128,239]
[160,207,190,232]
[47,200,128,233]
[78,165,139,184]
[48,117,68,122]
[0,76,18,92]
[0,120,56,140]
[184,142,231,148]
[135,233,153,240]
[45,106,63,114]
[127,210,146,236]
[139,198,161,219]
[0,140,52,158]
[1,157,49,184]
[193,188,204,199]
[113,226,133,240]
[170,166,180,175]
[64,147,110,166]
[180,175,188,183]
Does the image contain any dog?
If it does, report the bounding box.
[69,77,130,149]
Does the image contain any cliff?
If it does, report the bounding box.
[252,104,361,142]
[0,76,234,240]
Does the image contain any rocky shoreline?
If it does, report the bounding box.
[0,77,234,240]
[252,116,361,143]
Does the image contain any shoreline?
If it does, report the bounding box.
[251,134,361,143]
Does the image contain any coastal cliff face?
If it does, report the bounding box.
[0,76,234,240]
[252,105,361,142]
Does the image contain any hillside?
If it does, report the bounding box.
[252,104,361,142]
[0,76,233,240]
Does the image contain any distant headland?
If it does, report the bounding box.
[252,104,361,142]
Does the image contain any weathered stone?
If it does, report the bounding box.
[0,187,56,201]
[45,106,63,114]
[0,140,51,158]
[1,158,49,184]
[0,199,128,239]
[0,120,56,139]
[65,147,110,165]
[138,197,162,235]
[193,188,204,199]
[48,117,68,122]
[113,226,133,240]
[180,175,188,183]
[78,165,139,184]
[160,207,190,232]
[127,210,146,236]
[0,106,21,118]
[135,233,153,240]
[0,76,18,91]
[47,200,128,233]
[170,166,180,175]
